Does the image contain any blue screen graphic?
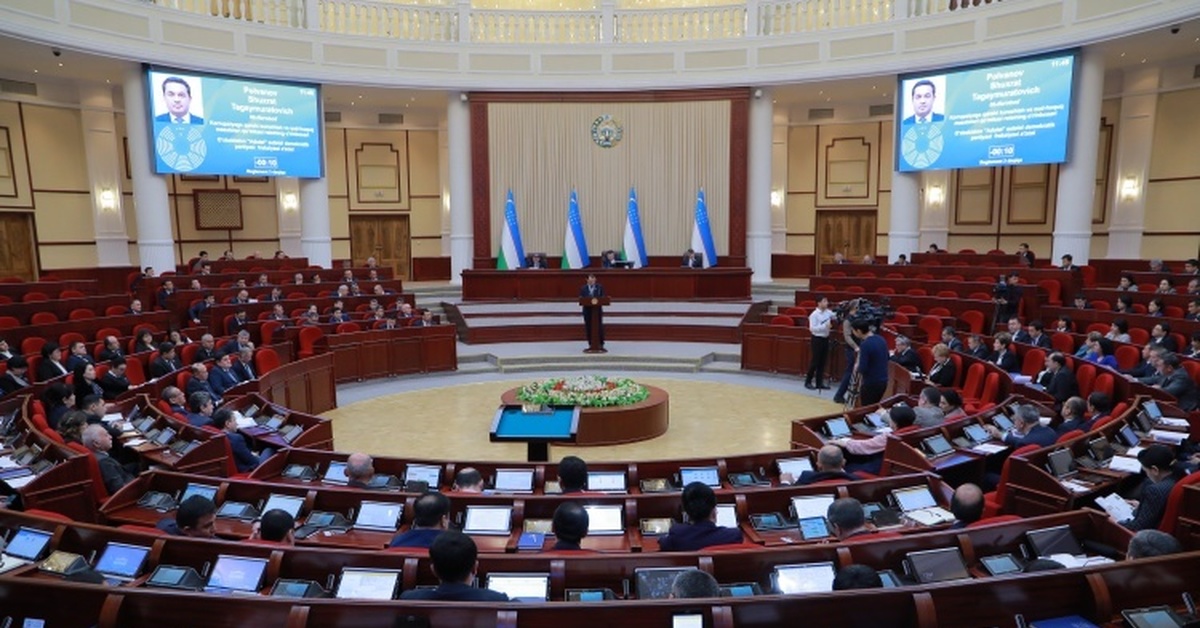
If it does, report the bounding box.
[146,67,323,177]
[896,51,1077,172]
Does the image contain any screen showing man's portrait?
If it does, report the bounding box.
[151,73,205,125]
[901,76,946,125]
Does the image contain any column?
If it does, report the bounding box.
[1107,66,1160,259]
[299,177,332,268]
[122,64,175,272]
[746,87,773,282]
[1052,47,1104,265]
[770,121,788,252]
[919,170,952,250]
[889,171,921,262]
[275,177,303,257]
[447,92,473,285]
[79,82,131,267]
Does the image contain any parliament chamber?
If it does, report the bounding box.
[3,0,1200,626]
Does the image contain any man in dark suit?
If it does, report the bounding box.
[188,293,215,325]
[995,273,1024,323]
[154,76,204,124]
[231,348,256,382]
[215,408,263,473]
[889,336,922,374]
[185,363,222,404]
[1120,446,1178,531]
[1157,354,1199,411]
[36,343,69,382]
[83,424,135,495]
[226,309,251,336]
[220,330,254,357]
[1026,321,1052,349]
[967,335,991,360]
[940,326,964,353]
[208,353,241,397]
[549,502,589,551]
[902,79,945,124]
[984,404,1056,448]
[949,484,985,529]
[155,280,175,311]
[791,445,859,485]
[1053,396,1090,435]
[0,355,31,397]
[160,386,188,416]
[192,334,219,364]
[658,482,743,551]
[1150,323,1179,353]
[149,342,180,379]
[345,452,374,489]
[398,532,509,601]
[97,358,132,401]
[97,336,124,363]
[682,248,702,268]
[185,391,215,428]
[389,492,450,549]
[64,341,93,372]
[579,274,606,348]
[1007,317,1031,345]
[1038,352,1079,408]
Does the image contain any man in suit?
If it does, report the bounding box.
[928,344,957,387]
[160,386,188,416]
[155,279,175,311]
[940,326,964,353]
[984,404,1056,448]
[550,502,590,551]
[1156,354,1199,411]
[1060,254,1080,271]
[1016,243,1035,267]
[967,334,991,360]
[389,492,450,549]
[97,336,124,363]
[0,339,12,361]
[188,293,215,325]
[902,79,945,124]
[156,495,216,538]
[220,330,253,357]
[215,408,264,473]
[344,452,375,489]
[1007,317,1031,345]
[852,320,890,406]
[148,342,180,379]
[64,341,93,372]
[1026,321,1052,349]
[208,353,241,397]
[226,309,251,336]
[36,343,69,382]
[657,482,743,551]
[579,274,606,348]
[83,424,135,495]
[1150,323,1179,353]
[185,363,222,404]
[398,532,509,601]
[411,309,437,328]
[154,76,204,124]
[231,347,256,382]
[1118,446,1178,531]
[990,333,1018,373]
[0,356,31,397]
[185,391,215,428]
[889,336,922,374]
[913,387,945,428]
[995,273,1024,323]
[1039,352,1079,408]
[1054,396,1091,435]
[791,445,859,485]
[192,334,219,364]
[97,357,132,401]
[949,484,985,529]
[827,498,876,542]
[682,248,702,268]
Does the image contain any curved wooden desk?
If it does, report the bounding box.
[500,385,669,446]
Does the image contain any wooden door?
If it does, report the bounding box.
[0,213,36,280]
[816,210,876,273]
[350,215,410,280]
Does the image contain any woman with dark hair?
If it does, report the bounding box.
[133,330,156,354]
[1117,274,1138,292]
[168,329,192,346]
[1083,336,1119,370]
[1107,318,1131,344]
[1147,298,1165,317]
[42,382,75,430]
[1156,278,1175,295]
[1115,295,1133,314]
[57,411,87,445]
[72,363,103,409]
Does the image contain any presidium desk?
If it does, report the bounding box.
[461,267,752,300]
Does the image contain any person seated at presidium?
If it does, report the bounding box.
[682,249,703,268]
[657,482,743,551]
[527,253,548,269]
[389,492,450,549]
[600,250,620,268]
[399,532,509,602]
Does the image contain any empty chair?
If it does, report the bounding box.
[104,305,127,316]
[1020,349,1046,378]
[770,315,794,326]
[1090,301,1112,311]
[915,274,934,280]
[30,312,59,325]
[957,249,977,254]
[0,316,19,329]
[1076,364,1097,398]
[260,321,283,344]
[1050,332,1074,355]
[93,327,120,342]
[876,287,896,295]
[1092,373,1114,399]
[979,372,1001,404]
[845,286,865,294]
[960,310,985,335]
[885,273,904,279]
[969,292,992,301]
[1085,323,1108,336]
[918,316,942,345]
[905,288,926,296]
[58,332,85,349]
[916,346,934,373]
[944,275,964,282]
[896,305,918,315]
[1036,279,1062,306]
[1057,429,1084,444]
[59,290,85,299]
[255,348,281,375]
[929,307,951,317]
[960,363,986,401]
[297,326,324,359]
[21,337,46,356]
[68,308,95,321]
[936,291,957,299]
[1128,328,1150,346]
[856,271,876,278]
[828,271,847,278]
[22,292,49,302]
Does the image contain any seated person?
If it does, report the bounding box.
[208,353,241,396]
[1053,396,1090,435]
[990,333,1018,373]
[682,248,702,268]
[789,445,858,485]
[550,501,589,551]
[1118,446,1178,531]
[1157,354,1199,412]
[983,404,1056,448]
[827,498,875,542]
[389,492,450,548]
[940,327,964,352]
[185,364,222,404]
[1026,320,1052,349]
[966,334,991,360]
[148,342,180,379]
[398,532,509,601]
[527,253,548,269]
[557,455,588,494]
[889,336,922,374]
[1038,352,1079,408]
[160,386,187,416]
[451,467,484,493]
[83,424,136,495]
[913,387,945,428]
[1126,529,1182,560]
[0,355,31,397]
[600,250,620,268]
[217,407,268,473]
[939,390,967,421]
[252,509,295,546]
[829,405,920,476]
[949,483,984,529]
[832,565,883,591]
[345,452,374,489]
[1117,274,1138,292]
[97,357,133,401]
[185,391,215,428]
[670,570,721,598]
[657,482,743,551]
[927,343,956,387]
[157,495,217,537]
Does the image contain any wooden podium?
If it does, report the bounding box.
[579,295,610,353]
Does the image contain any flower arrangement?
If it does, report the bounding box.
[517,375,649,408]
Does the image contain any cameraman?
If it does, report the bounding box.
[832,300,861,405]
[994,272,1023,322]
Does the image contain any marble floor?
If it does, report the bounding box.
[325,375,843,463]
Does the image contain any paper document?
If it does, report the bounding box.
[972,443,1008,455]
[1107,456,1142,474]
[1148,430,1188,445]
[1045,554,1113,569]
[124,438,147,447]
[5,474,36,489]
[102,413,124,423]
[1158,417,1190,428]
[1124,446,1145,457]
[234,413,255,429]
[1095,493,1135,521]
[905,507,956,526]
[1061,480,1091,493]
[0,456,16,469]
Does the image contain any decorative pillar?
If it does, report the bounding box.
[1107,66,1159,259]
[79,82,131,267]
[447,92,473,285]
[299,177,332,268]
[919,170,952,251]
[276,177,303,257]
[1052,47,1104,265]
[747,87,773,282]
[122,64,175,271]
[889,171,921,262]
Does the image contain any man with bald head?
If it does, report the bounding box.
[452,467,484,493]
[345,452,375,489]
[793,445,858,485]
[97,336,124,363]
[949,483,984,529]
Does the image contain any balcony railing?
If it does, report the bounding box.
[154,0,1006,42]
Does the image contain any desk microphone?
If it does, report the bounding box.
[201,560,211,578]
[88,550,97,565]
[621,579,630,600]
[1183,592,1196,617]
[326,574,336,591]
[1013,614,1028,628]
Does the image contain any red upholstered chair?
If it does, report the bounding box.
[1132,303,1147,314]
[30,312,58,325]
[65,442,109,504]
[21,337,46,356]
[1115,345,1141,372]
[1085,323,1109,336]
[950,354,964,387]
[179,343,198,365]
[876,287,896,295]
[917,347,934,374]
[1092,413,1119,431]
[944,275,964,281]
[260,321,283,345]
[905,288,927,296]
[59,290,85,299]
[41,429,64,444]
[896,305,918,315]
[1037,279,1062,306]
[928,307,951,318]
[918,316,942,345]
[846,286,865,294]
[176,370,192,393]
[856,271,876,278]
[1050,333,1074,355]
[298,327,324,359]
[336,322,362,334]
[966,515,1022,529]
[979,373,1001,405]
[1128,328,1150,346]
[890,312,910,325]
[255,348,281,375]
[885,273,904,279]
[132,323,158,336]
[1056,429,1084,444]
[961,363,986,401]
[0,316,18,329]
[828,271,846,278]
[915,274,934,280]
[969,292,993,301]
[58,332,86,349]
[770,315,794,326]
[105,305,127,316]
[961,310,985,335]
[94,327,120,342]
[124,357,146,386]
[24,509,72,523]
[1091,300,1111,311]
[22,292,49,302]
[1160,471,1200,535]
[983,444,1041,517]
[936,291,958,299]
[1020,349,1046,378]
[1092,373,1114,399]
[958,249,977,254]
[1075,364,1097,398]
[68,308,95,321]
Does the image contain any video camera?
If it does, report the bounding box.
[834,297,893,332]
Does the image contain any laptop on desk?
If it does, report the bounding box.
[891,485,955,526]
[353,501,403,533]
[587,470,627,493]
[582,505,624,536]
[921,434,956,459]
[492,468,534,494]
[0,527,52,574]
[94,542,151,584]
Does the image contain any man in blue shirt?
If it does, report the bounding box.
[851,320,889,406]
[389,492,449,549]
[658,482,742,551]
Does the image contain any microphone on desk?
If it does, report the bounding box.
[88,550,97,565]
[201,560,211,578]
[1013,614,1028,628]
[347,508,356,522]
[326,574,336,592]
[621,579,630,600]
[1184,592,1197,617]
